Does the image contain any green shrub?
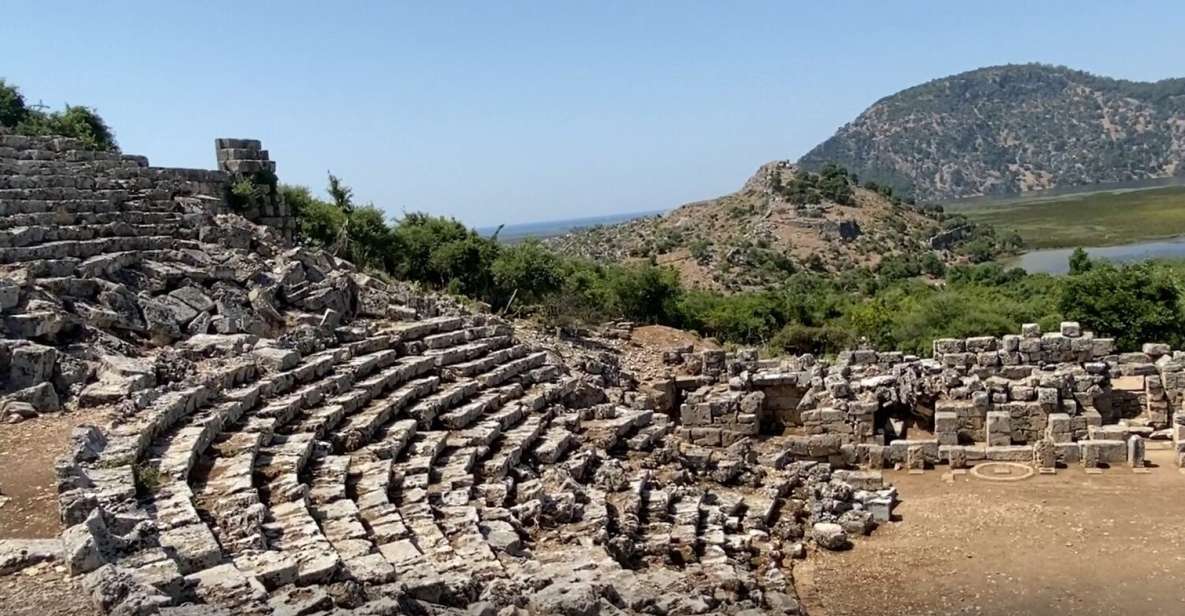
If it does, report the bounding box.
[229,178,266,212]
[0,79,28,127]
[1059,260,1184,351]
[491,240,564,307]
[769,323,853,356]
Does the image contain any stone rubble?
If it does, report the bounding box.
[667,319,1184,473]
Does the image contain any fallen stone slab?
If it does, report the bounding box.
[0,538,61,575]
[812,522,851,551]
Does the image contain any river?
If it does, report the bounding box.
[1007,236,1185,274]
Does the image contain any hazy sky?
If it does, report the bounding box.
[3,2,1183,227]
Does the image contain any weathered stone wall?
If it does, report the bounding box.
[675,321,1185,469]
[215,138,295,240]
[0,129,294,239]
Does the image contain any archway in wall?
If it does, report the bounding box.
[757,384,807,435]
[873,398,936,444]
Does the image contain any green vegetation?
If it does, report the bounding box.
[285,175,1185,357]
[134,463,164,494]
[1059,258,1185,350]
[0,79,116,150]
[962,185,1185,249]
[772,164,855,206]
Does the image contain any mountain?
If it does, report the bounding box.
[798,63,1185,201]
[546,162,1010,292]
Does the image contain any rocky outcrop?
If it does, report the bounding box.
[546,162,978,291]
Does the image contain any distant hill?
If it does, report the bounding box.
[799,64,1185,201]
[546,162,1012,292]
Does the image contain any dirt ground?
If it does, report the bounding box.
[799,448,1185,616]
[0,563,96,616]
[0,409,110,615]
[0,408,109,539]
[630,324,721,353]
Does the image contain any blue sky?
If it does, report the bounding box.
[2,2,1183,227]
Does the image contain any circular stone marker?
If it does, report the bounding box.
[969,462,1036,482]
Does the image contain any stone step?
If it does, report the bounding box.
[0,209,191,229]
[332,377,439,453]
[443,344,529,379]
[0,235,184,263]
[0,222,197,248]
[529,421,574,465]
[260,500,342,584]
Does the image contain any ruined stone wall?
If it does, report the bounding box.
[674,321,1185,469]
[0,129,295,239]
[216,138,295,240]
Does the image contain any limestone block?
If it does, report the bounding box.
[887,439,938,464]
[1128,436,1146,468]
[985,445,1033,462]
[811,523,850,551]
[1143,343,1171,357]
[1081,439,1126,465]
[1055,442,1082,464]
[933,338,965,354]
[1111,375,1145,391]
[905,445,925,470]
[985,411,1011,446]
[9,343,56,389]
[1033,439,1057,468]
[679,403,710,426]
[944,445,968,469]
[0,538,61,575]
[865,444,885,469]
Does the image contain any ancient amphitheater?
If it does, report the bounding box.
[1,130,1183,615]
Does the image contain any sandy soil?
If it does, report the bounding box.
[0,409,109,539]
[630,325,721,353]
[0,563,96,616]
[799,448,1185,616]
[0,410,111,615]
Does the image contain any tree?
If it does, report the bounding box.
[1067,247,1092,275]
[603,263,683,324]
[346,205,396,272]
[327,173,355,215]
[818,163,854,205]
[491,240,564,307]
[1059,262,1184,350]
[0,79,28,127]
[325,172,356,257]
[45,106,114,150]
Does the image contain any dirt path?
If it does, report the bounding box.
[0,409,109,539]
[0,410,110,615]
[799,449,1185,615]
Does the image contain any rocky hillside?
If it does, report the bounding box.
[799,64,1185,201]
[547,162,1002,291]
